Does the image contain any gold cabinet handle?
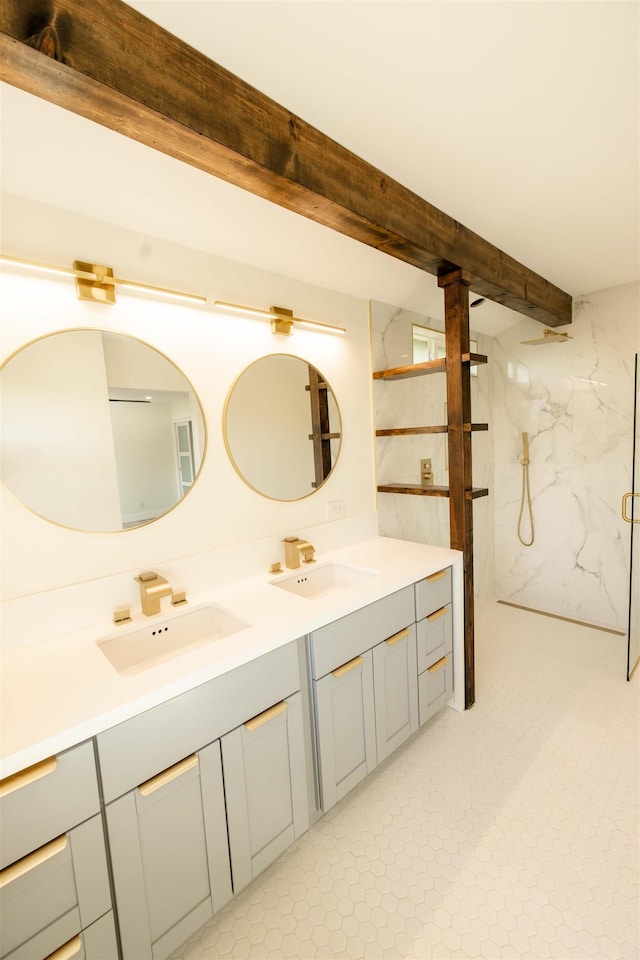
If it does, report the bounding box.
[0,835,67,889]
[332,655,364,678]
[0,756,57,799]
[385,628,409,646]
[138,754,198,797]
[622,492,640,523]
[427,656,449,674]
[244,701,287,732]
[46,936,82,960]
[427,606,447,622]
[425,570,447,582]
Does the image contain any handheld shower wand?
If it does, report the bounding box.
[518,432,535,547]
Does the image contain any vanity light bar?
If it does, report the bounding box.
[213,300,346,336]
[0,255,207,305]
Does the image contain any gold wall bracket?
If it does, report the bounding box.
[74,260,116,304]
[270,306,294,336]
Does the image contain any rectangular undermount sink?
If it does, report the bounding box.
[270,562,377,600]
[97,604,250,676]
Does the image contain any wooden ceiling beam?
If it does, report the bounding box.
[0,0,572,326]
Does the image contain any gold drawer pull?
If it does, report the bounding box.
[138,754,198,797]
[385,628,409,646]
[0,835,67,889]
[425,570,447,583]
[332,655,364,678]
[244,701,287,732]
[47,935,82,960]
[427,656,449,674]
[427,606,447,622]
[0,756,57,799]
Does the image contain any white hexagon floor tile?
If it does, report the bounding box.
[171,602,639,960]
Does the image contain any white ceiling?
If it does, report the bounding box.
[1,1,638,335]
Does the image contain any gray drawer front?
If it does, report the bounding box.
[416,604,452,672]
[418,655,453,726]
[0,742,100,869]
[4,913,117,960]
[0,815,110,960]
[81,912,119,960]
[309,586,414,679]
[97,641,299,802]
[2,911,79,960]
[414,568,452,621]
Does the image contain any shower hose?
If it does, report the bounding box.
[517,455,535,547]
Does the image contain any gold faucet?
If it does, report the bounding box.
[135,571,174,617]
[283,537,316,569]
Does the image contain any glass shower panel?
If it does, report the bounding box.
[627,354,639,681]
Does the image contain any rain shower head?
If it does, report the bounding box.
[521,328,572,346]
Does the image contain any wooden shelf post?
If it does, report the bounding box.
[438,268,476,708]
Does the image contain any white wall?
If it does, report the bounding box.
[0,194,376,601]
[493,281,639,630]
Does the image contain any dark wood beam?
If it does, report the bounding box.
[0,0,572,327]
[439,268,476,709]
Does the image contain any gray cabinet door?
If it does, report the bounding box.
[372,624,418,763]
[314,650,376,812]
[105,739,232,960]
[221,692,309,894]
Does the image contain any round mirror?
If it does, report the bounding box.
[0,330,206,531]
[224,355,342,500]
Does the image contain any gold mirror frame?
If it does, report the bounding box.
[223,354,342,501]
[0,327,208,533]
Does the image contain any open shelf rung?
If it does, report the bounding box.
[376,423,488,437]
[373,359,446,380]
[376,425,447,437]
[377,483,489,499]
[373,353,487,381]
[462,352,488,365]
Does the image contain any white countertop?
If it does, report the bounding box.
[1,537,462,778]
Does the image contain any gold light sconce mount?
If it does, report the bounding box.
[74,260,116,304]
[270,306,294,336]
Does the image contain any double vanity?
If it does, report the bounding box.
[0,536,463,960]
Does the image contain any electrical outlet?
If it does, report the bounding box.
[327,500,345,521]
[420,459,433,485]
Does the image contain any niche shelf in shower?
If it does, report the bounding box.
[372,353,487,381]
[376,483,489,499]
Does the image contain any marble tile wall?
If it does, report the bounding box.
[493,282,639,631]
[372,282,638,627]
[371,301,495,600]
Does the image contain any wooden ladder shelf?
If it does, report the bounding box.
[373,273,486,708]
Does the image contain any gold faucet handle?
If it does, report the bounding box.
[136,571,164,583]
